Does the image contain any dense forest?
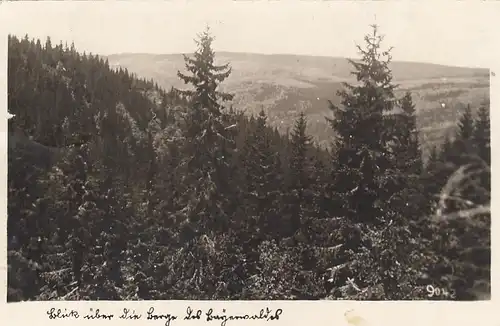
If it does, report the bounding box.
[7,25,490,301]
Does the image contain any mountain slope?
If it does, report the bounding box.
[107,52,490,152]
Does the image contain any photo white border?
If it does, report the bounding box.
[0,1,498,326]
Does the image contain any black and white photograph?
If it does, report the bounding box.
[5,1,491,301]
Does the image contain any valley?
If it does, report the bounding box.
[107,52,490,153]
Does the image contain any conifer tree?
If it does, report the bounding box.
[431,135,456,192]
[386,91,424,215]
[287,112,313,234]
[422,144,441,210]
[62,144,91,286]
[458,104,475,143]
[327,24,397,222]
[177,26,233,109]
[441,103,490,213]
[441,135,455,161]
[173,27,236,297]
[454,104,475,162]
[396,91,422,175]
[243,109,281,240]
[473,104,490,166]
[175,26,235,237]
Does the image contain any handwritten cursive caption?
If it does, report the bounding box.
[47,306,283,326]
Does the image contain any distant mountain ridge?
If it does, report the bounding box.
[108,51,488,81]
[106,52,490,152]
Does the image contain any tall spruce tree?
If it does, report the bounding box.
[287,112,313,235]
[473,104,490,166]
[471,103,491,205]
[243,109,282,240]
[177,26,233,109]
[396,91,422,175]
[444,103,491,212]
[458,104,474,143]
[453,104,475,163]
[327,24,398,222]
[387,91,424,215]
[175,26,235,237]
[173,27,235,297]
[422,144,442,210]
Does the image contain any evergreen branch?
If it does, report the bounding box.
[434,205,490,222]
[60,286,79,300]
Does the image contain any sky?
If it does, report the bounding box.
[0,1,498,68]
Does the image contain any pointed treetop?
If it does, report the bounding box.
[458,103,474,141]
[349,24,395,88]
[400,91,416,116]
[176,27,233,111]
[327,24,398,152]
[257,108,268,124]
[292,112,311,141]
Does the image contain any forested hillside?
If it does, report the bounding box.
[107,50,489,153]
[7,26,491,301]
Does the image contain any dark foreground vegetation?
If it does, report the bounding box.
[8,25,490,301]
